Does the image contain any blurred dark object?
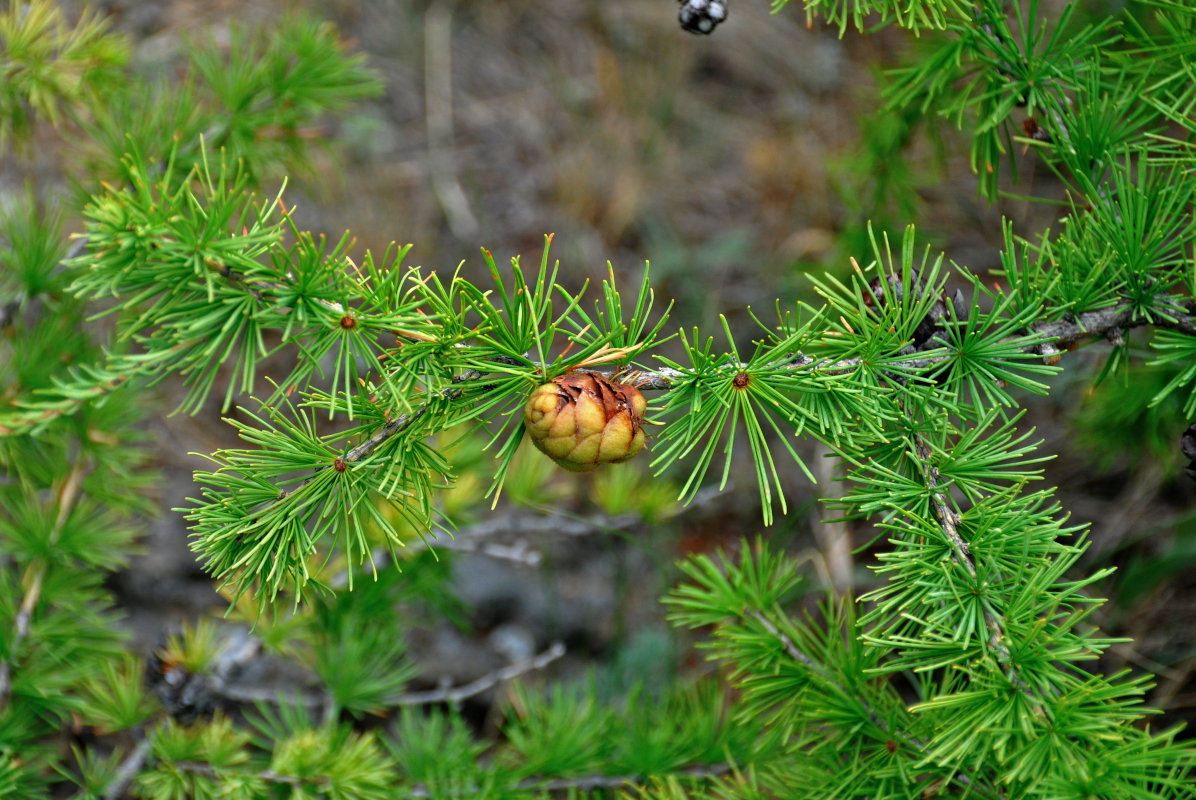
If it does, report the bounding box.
[145,627,260,722]
[678,0,727,34]
[1021,117,1052,143]
[147,650,215,723]
[1181,422,1196,480]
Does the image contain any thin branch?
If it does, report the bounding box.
[530,763,731,792]
[104,737,152,800]
[206,682,321,710]
[749,609,827,675]
[912,441,1019,681]
[352,369,490,461]
[275,368,486,503]
[913,442,976,573]
[316,297,1196,472]
[0,461,87,710]
[749,606,914,746]
[392,641,565,706]
[218,642,566,711]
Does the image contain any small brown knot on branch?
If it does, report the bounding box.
[732,371,750,389]
[1021,117,1051,143]
[339,314,357,329]
[333,457,347,473]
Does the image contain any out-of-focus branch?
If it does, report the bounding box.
[217,641,566,711]
[331,487,727,580]
[424,0,478,239]
[103,738,152,800]
[811,442,852,593]
[168,759,732,798]
[390,641,564,706]
[0,461,87,710]
[108,643,568,797]
[527,763,731,793]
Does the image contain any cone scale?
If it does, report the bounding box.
[523,373,648,472]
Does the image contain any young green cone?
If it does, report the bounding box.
[523,373,648,472]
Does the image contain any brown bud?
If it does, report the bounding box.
[523,373,648,472]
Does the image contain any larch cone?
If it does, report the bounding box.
[523,373,648,472]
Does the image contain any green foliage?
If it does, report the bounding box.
[76,655,155,733]
[0,1,127,150]
[306,579,418,718]
[83,13,380,190]
[387,707,487,786]
[781,0,973,35]
[1150,332,1196,417]
[591,461,682,521]
[1075,359,1190,469]
[2,1,1196,798]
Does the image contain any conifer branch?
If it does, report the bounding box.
[344,370,488,464]
[238,295,1196,547]
[272,367,487,505]
[586,297,1193,393]
[911,440,1021,684]
[333,296,1194,472]
[748,608,999,798]
[749,607,903,741]
[749,609,825,674]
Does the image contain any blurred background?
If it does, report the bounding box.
[49,0,1196,734]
